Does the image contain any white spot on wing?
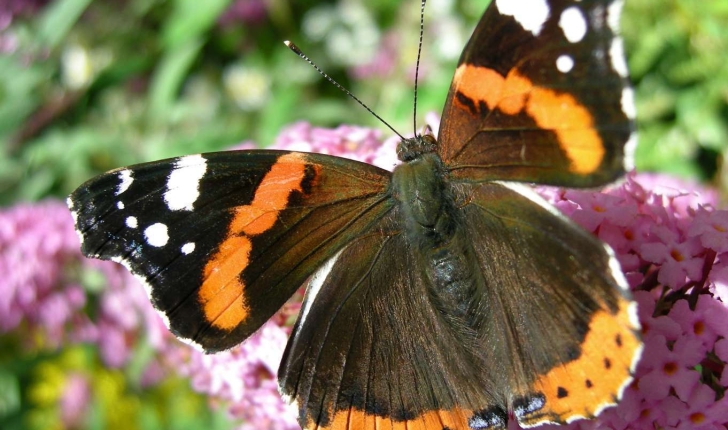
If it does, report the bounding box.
[592,398,618,420]
[181,242,195,255]
[116,169,133,195]
[298,249,343,327]
[72,222,84,245]
[630,339,644,372]
[117,201,125,210]
[627,300,641,331]
[514,396,546,418]
[624,132,638,171]
[276,391,299,418]
[67,197,84,245]
[495,0,550,36]
[610,38,629,77]
[164,155,207,211]
[144,223,169,247]
[67,199,78,222]
[607,0,625,32]
[621,87,636,119]
[556,54,574,73]
[469,416,493,429]
[565,413,588,424]
[126,216,138,229]
[494,181,570,222]
[604,243,629,292]
[559,6,587,43]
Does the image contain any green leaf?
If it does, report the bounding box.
[0,57,49,139]
[148,40,204,121]
[36,0,94,49]
[0,370,21,421]
[161,0,231,48]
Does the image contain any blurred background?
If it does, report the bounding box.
[0,0,726,429]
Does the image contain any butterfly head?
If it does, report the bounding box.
[396,132,437,162]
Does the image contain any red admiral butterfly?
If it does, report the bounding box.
[69,0,642,428]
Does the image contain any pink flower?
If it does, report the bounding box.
[350,31,399,80]
[0,201,86,337]
[708,255,728,302]
[564,190,636,231]
[218,0,267,26]
[640,225,705,289]
[673,384,728,429]
[633,290,682,341]
[632,173,719,217]
[637,334,702,402]
[170,321,299,429]
[60,373,91,428]
[689,207,728,253]
[0,200,171,369]
[273,121,397,169]
[668,295,722,352]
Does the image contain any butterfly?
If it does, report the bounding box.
[69,0,642,428]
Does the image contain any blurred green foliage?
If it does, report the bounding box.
[623,0,728,186]
[0,342,229,430]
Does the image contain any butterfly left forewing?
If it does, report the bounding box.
[69,150,392,352]
[438,0,635,188]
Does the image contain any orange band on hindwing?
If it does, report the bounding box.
[523,298,642,425]
[452,64,605,175]
[197,152,311,330]
[306,407,474,430]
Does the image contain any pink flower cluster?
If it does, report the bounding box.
[218,0,268,27]
[3,121,727,429]
[0,200,169,369]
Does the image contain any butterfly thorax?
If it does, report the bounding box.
[392,143,479,320]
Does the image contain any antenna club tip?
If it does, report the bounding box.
[284,40,302,55]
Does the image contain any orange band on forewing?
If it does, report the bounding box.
[198,152,310,330]
[525,298,641,425]
[526,86,604,174]
[198,235,252,330]
[453,65,507,111]
[500,71,531,114]
[452,64,604,174]
[307,407,473,430]
[230,153,308,236]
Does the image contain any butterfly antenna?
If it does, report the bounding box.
[413,0,426,135]
[284,41,405,140]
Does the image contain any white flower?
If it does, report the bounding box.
[223,64,271,111]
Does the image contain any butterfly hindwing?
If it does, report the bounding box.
[460,181,642,426]
[279,211,492,430]
[438,0,634,187]
[69,150,392,351]
[278,179,641,430]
